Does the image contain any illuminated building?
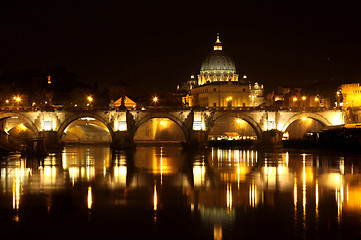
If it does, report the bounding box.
[340,83,361,107]
[266,86,330,108]
[183,34,264,108]
[249,82,265,107]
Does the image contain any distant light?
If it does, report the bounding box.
[302,96,306,101]
[302,116,307,121]
[47,75,52,84]
[87,96,93,102]
[5,99,9,104]
[314,97,319,102]
[153,97,158,103]
[293,97,298,102]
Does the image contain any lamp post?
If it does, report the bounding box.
[153,96,158,106]
[87,96,93,108]
[13,96,21,107]
[302,96,306,109]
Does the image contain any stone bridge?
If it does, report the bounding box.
[0,106,346,149]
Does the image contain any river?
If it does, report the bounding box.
[0,145,360,239]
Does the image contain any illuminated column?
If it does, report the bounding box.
[39,112,61,151]
[189,111,208,146]
[111,111,135,149]
[261,112,282,147]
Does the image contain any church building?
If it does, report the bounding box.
[183,34,264,108]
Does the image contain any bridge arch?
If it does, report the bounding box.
[57,113,115,143]
[0,112,40,137]
[133,112,187,141]
[280,113,331,132]
[209,113,263,140]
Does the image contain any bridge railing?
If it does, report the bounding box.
[0,105,343,112]
[189,106,343,112]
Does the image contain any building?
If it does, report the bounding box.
[183,34,264,108]
[340,83,361,107]
[249,81,265,107]
[265,86,330,108]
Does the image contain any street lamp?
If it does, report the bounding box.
[13,96,21,105]
[87,96,93,107]
[153,96,158,105]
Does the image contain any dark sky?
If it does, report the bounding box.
[1,1,361,96]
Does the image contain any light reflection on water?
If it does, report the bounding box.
[0,145,361,239]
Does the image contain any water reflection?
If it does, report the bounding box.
[0,146,361,238]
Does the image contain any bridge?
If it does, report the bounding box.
[0,106,346,151]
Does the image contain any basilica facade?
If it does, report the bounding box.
[183,34,264,108]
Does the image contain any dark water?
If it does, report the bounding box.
[1,145,361,239]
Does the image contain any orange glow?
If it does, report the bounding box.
[87,186,92,209]
[214,225,223,240]
[153,96,158,103]
[153,184,158,211]
[302,96,306,101]
[293,97,297,102]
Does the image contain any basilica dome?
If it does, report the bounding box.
[200,53,236,73]
[198,34,239,85]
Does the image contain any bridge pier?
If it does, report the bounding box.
[259,130,283,148]
[40,131,63,152]
[184,130,209,148]
[111,131,136,149]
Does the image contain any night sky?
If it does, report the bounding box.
[1,1,361,96]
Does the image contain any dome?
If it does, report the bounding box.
[200,52,236,74]
[198,34,239,85]
[200,34,236,74]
